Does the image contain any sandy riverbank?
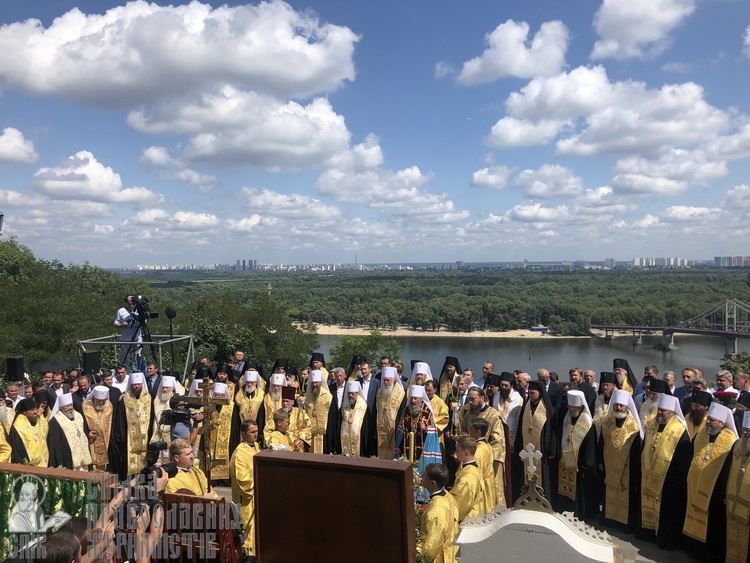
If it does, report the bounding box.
[312,324,589,339]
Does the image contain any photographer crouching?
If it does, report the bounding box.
[168,396,204,446]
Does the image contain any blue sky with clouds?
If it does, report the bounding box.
[1,0,749,267]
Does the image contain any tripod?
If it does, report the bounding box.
[121,313,155,372]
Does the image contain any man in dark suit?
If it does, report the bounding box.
[99,371,122,405]
[537,368,563,411]
[569,367,597,412]
[47,372,71,411]
[358,361,381,457]
[145,362,162,398]
[231,349,246,383]
[673,367,695,403]
[325,367,347,454]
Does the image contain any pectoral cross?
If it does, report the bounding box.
[199,380,231,491]
[519,443,543,480]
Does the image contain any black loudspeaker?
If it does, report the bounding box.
[83,350,101,375]
[6,356,24,381]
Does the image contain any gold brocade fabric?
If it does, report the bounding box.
[639,400,658,430]
[209,401,235,480]
[165,466,208,496]
[620,378,634,395]
[13,415,49,466]
[0,405,13,434]
[687,416,707,441]
[452,464,486,522]
[376,383,405,459]
[289,408,311,448]
[420,492,459,563]
[0,426,11,462]
[439,374,453,401]
[266,430,294,451]
[235,388,265,425]
[601,412,640,524]
[82,401,113,470]
[726,441,750,563]
[262,394,283,437]
[558,412,593,501]
[304,388,332,454]
[640,416,686,532]
[592,395,608,438]
[683,428,737,542]
[53,411,92,470]
[521,400,547,482]
[123,391,152,475]
[459,406,506,507]
[230,441,261,556]
[475,440,497,510]
[341,396,368,456]
[430,395,449,445]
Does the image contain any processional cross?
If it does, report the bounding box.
[514,443,553,513]
[184,380,231,492]
[519,443,543,479]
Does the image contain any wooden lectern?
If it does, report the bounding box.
[254,452,416,563]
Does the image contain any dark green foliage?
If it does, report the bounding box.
[328,330,401,369]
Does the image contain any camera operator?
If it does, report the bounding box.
[114,294,143,372]
[168,395,204,446]
[165,438,218,498]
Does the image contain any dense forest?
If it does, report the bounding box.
[3,236,749,373]
[146,268,750,336]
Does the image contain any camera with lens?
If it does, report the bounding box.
[133,295,159,322]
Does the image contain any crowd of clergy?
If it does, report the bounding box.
[1,352,750,563]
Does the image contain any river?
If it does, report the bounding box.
[315,333,750,381]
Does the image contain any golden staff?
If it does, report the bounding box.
[408,431,415,464]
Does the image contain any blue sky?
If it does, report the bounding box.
[1,0,750,267]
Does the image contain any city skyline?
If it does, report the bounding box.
[1,1,750,267]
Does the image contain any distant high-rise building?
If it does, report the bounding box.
[242,259,246,271]
[604,258,615,268]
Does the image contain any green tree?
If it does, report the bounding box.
[328,330,401,369]
[720,351,750,375]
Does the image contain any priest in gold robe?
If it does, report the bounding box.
[613,358,637,395]
[150,375,178,465]
[47,393,92,471]
[468,418,497,511]
[376,367,406,460]
[425,380,449,447]
[592,372,617,438]
[400,385,437,462]
[638,377,662,430]
[452,436,487,521]
[0,425,10,463]
[556,390,598,521]
[206,381,238,482]
[112,372,153,478]
[229,419,261,558]
[419,463,459,563]
[437,356,461,401]
[280,386,310,450]
[340,381,369,457]
[685,390,712,440]
[266,409,297,451]
[725,411,750,563]
[597,389,642,531]
[640,393,692,550]
[234,370,265,444]
[82,386,114,472]
[8,397,49,467]
[165,438,218,498]
[304,370,332,454]
[458,387,507,508]
[262,374,285,439]
[683,401,738,560]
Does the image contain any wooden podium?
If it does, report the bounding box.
[254,452,416,563]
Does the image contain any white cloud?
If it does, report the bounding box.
[513,164,582,199]
[240,187,343,219]
[140,146,176,168]
[471,165,514,189]
[724,185,750,210]
[661,62,691,73]
[744,25,750,58]
[130,87,350,168]
[32,150,164,205]
[591,0,696,60]
[28,200,113,218]
[614,148,727,186]
[434,61,454,80]
[0,189,45,207]
[631,214,661,229]
[489,65,729,155]
[0,127,38,164]
[487,117,563,148]
[166,169,218,186]
[660,205,719,222]
[227,215,263,232]
[611,173,686,195]
[0,1,358,106]
[456,20,569,84]
[507,202,570,223]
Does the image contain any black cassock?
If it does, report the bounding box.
[47,415,91,470]
[555,417,599,522]
[596,421,642,533]
[325,388,343,454]
[8,422,34,465]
